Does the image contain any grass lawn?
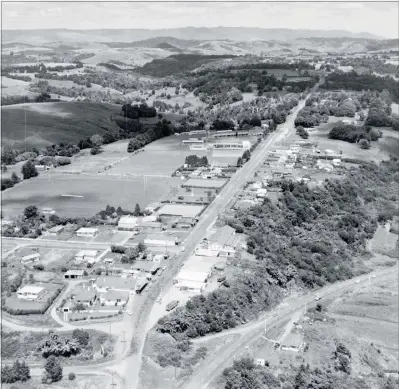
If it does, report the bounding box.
[2,375,115,389]
[1,101,121,149]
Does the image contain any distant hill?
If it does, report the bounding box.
[2,27,380,45]
[1,101,120,150]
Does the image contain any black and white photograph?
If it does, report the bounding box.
[1,2,398,389]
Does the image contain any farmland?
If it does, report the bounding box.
[1,101,121,149]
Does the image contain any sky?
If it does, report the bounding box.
[2,1,398,38]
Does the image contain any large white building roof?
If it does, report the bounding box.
[76,227,99,234]
[18,285,44,294]
[176,270,209,283]
[158,204,204,218]
[118,216,138,228]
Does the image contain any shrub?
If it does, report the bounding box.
[68,372,76,381]
[1,360,30,383]
[359,139,371,149]
[72,329,90,346]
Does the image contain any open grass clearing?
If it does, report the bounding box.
[1,374,117,389]
[1,101,120,149]
[1,173,180,218]
[368,224,398,257]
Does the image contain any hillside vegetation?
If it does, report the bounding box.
[1,102,120,149]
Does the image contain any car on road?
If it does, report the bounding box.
[314,295,321,301]
[180,246,186,252]
[371,274,376,278]
[355,280,360,284]
[162,266,166,270]
[156,297,162,304]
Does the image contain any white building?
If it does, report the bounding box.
[118,216,138,231]
[76,227,99,237]
[144,235,179,247]
[21,253,40,264]
[99,290,129,306]
[17,285,45,300]
[75,250,98,263]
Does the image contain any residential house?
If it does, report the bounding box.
[76,227,99,237]
[21,253,40,264]
[99,290,129,306]
[71,285,97,306]
[17,285,45,300]
[47,225,64,236]
[206,225,236,255]
[94,276,138,293]
[75,250,98,263]
[117,216,138,231]
[64,269,85,279]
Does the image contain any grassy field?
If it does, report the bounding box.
[1,173,180,218]
[1,76,35,96]
[1,101,121,149]
[309,119,397,162]
[2,375,117,389]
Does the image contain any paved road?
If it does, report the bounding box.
[182,265,398,389]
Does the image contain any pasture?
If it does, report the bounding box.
[309,120,396,162]
[1,101,120,149]
[1,173,180,218]
[1,76,34,97]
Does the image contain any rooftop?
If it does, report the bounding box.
[76,227,99,233]
[95,276,137,290]
[158,204,204,218]
[118,216,138,227]
[210,225,235,246]
[176,270,209,283]
[64,269,85,276]
[18,285,44,294]
[76,250,98,257]
[49,225,64,232]
[72,286,97,302]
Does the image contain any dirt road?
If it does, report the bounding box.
[181,265,398,389]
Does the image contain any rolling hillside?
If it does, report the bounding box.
[1,101,120,149]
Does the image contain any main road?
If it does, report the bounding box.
[122,94,313,389]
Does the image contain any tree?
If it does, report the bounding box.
[21,161,38,180]
[90,145,102,155]
[90,134,104,146]
[1,360,30,383]
[43,356,63,383]
[72,329,90,346]
[237,157,243,167]
[359,139,371,149]
[24,205,39,219]
[137,241,146,252]
[68,372,76,380]
[242,150,251,161]
[11,172,20,184]
[133,203,142,216]
[250,117,262,127]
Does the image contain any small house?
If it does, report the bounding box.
[17,285,45,300]
[76,227,99,237]
[48,225,64,236]
[21,253,40,264]
[64,269,85,279]
[117,216,138,231]
[100,290,129,306]
[75,250,98,263]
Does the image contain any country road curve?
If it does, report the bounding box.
[181,265,398,389]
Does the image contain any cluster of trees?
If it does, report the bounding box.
[39,333,81,358]
[220,355,397,389]
[329,122,382,146]
[323,71,399,102]
[122,103,157,119]
[121,242,146,264]
[127,119,174,152]
[136,54,235,77]
[185,155,209,167]
[1,360,30,384]
[157,159,399,339]
[1,172,21,191]
[296,126,309,139]
[295,106,329,127]
[3,73,32,82]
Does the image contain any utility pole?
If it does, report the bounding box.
[110,371,116,388]
[121,330,126,343]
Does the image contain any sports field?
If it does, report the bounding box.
[1,173,181,218]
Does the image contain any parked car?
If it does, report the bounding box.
[156,297,162,304]
[314,295,321,301]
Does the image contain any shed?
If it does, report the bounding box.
[17,285,45,300]
[76,227,99,237]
